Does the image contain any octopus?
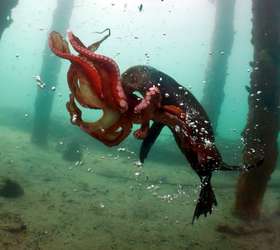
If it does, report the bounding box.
[48,29,262,223]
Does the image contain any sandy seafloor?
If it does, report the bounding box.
[0,109,280,250]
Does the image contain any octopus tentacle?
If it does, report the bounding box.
[66,94,131,146]
[67,28,110,53]
[162,105,185,119]
[67,64,104,109]
[132,86,161,139]
[89,28,111,52]
[67,31,128,112]
[104,116,133,145]
[133,121,150,139]
[134,86,161,114]
[49,31,103,99]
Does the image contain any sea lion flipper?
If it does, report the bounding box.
[139,122,165,163]
[192,175,217,224]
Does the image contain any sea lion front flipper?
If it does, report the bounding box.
[139,122,165,163]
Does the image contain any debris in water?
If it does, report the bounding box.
[33,75,46,89]
[117,147,126,152]
[134,172,141,177]
[138,3,143,12]
[75,161,83,167]
[134,161,143,167]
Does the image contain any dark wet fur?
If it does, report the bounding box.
[122,65,263,223]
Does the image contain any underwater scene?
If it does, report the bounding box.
[0,0,280,249]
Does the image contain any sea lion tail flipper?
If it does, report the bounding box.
[139,122,165,163]
[192,175,217,224]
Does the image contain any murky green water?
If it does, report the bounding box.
[0,0,279,249]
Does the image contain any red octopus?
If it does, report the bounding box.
[48,30,262,223]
